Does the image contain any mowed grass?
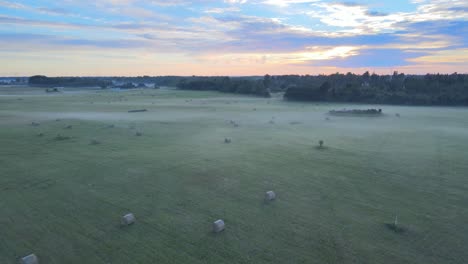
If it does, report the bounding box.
[1,86,468,264]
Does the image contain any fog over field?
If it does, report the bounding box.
[1,86,468,264]
[1,0,467,262]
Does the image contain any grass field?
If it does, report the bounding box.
[1,86,468,264]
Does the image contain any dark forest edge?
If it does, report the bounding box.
[23,72,468,105]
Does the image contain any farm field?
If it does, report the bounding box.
[1,86,468,264]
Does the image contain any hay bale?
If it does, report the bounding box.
[31,122,40,127]
[265,191,276,201]
[20,253,38,264]
[37,133,44,137]
[90,139,101,145]
[135,131,143,136]
[224,138,231,143]
[128,109,147,113]
[213,219,225,233]
[395,113,400,117]
[121,213,136,226]
[64,125,72,129]
[289,121,301,125]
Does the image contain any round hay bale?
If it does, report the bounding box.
[121,213,136,226]
[265,191,276,201]
[213,219,225,233]
[20,253,38,264]
[90,139,101,145]
[224,138,231,143]
[135,131,142,136]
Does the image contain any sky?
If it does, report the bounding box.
[0,0,467,76]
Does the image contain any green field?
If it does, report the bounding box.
[1,86,468,264]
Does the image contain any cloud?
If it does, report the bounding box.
[198,46,360,65]
[0,0,467,75]
[313,48,426,68]
[261,0,320,7]
[205,7,241,14]
[35,7,73,15]
[224,0,248,4]
[408,48,468,64]
[0,0,26,9]
[304,0,468,35]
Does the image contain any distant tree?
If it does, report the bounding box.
[263,74,271,88]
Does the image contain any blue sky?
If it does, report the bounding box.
[0,0,467,76]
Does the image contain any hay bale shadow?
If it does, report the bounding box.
[54,134,71,141]
[314,146,328,150]
[385,223,407,234]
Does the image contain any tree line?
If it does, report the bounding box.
[176,76,270,97]
[279,72,468,105]
[28,73,468,105]
[29,75,112,88]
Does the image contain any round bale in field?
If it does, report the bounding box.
[90,139,101,145]
[265,191,276,201]
[20,253,39,264]
[213,219,225,233]
[121,213,136,226]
